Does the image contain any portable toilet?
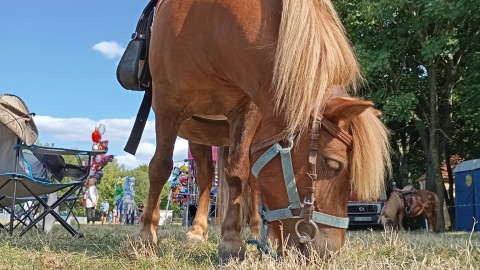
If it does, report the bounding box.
[453,159,480,231]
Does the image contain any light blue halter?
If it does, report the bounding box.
[251,116,353,243]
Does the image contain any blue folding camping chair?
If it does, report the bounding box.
[0,94,105,236]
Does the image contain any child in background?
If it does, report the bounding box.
[113,207,117,223]
[100,199,110,225]
[84,177,98,224]
[108,211,113,224]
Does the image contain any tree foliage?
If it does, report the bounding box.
[335,0,480,229]
[93,161,181,217]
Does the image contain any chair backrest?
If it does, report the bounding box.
[0,124,53,182]
[0,124,27,175]
[0,94,38,176]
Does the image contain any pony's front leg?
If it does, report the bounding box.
[424,212,436,233]
[186,142,215,244]
[397,211,405,231]
[218,102,261,263]
[138,107,182,244]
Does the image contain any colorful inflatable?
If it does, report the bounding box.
[170,165,190,205]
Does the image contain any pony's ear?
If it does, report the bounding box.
[324,96,374,123]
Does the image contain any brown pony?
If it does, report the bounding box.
[139,0,392,261]
[379,189,440,232]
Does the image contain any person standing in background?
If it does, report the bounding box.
[137,202,144,214]
[84,177,98,224]
[137,202,144,223]
[100,199,109,225]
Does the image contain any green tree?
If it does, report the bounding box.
[95,162,181,217]
[97,159,126,207]
[335,0,480,230]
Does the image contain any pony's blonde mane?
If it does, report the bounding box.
[273,0,361,135]
[382,192,403,219]
[350,108,392,201]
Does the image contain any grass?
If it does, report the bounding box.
[0,224,479,269]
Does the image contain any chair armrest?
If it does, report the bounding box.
[15,144,106,157]
[16,144,107,182]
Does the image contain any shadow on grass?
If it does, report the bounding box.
[0,224,192,257]
[0,224,223,269]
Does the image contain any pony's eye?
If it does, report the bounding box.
[326,158,342,172]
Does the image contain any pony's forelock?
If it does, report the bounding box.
[350,108,392,201]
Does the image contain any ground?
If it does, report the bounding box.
[0,224,478,269]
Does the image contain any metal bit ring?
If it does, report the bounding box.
[295,219,318,243]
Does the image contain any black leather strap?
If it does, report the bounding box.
[124,91,152,155]
[137,1,157,90]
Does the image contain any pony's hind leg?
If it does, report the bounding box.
[247,173,261,239]
[138,107,182,244]
[186,141,215,244]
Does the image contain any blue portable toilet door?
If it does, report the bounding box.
[474,169,480,231]
[455,171,475,231]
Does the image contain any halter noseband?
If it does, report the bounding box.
[251,114,352,243]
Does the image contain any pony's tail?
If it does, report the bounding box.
[272,0,362,135]
[217,147,228,225]
[216,147,250,228]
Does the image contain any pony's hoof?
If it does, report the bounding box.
[218,241,246,264]
[248,231,261,240]
[120,235,158,259]
[186,231,206,244]
[136,230,158,245]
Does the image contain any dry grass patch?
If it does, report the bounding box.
[0,224,478,269]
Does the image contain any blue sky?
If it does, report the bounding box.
[0,0,189,169]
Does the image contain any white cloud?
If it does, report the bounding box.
[33,115,188,170]
[34,116,155,143]
[115,139,189,169]
[92,41,125,59]
[115,141,155,169]
[114,154,140,168]
[172,138,189,163]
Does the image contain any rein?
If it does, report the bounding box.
[250,115,352,244]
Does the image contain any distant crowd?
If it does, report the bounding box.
[83,176,144,225]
